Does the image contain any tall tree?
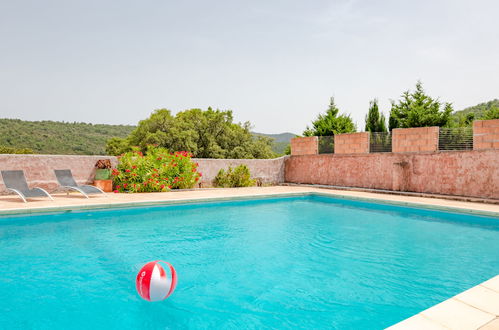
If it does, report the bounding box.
[364,99,387,132]
[303,97,356,136]
[389,81,453,130]
[107,108,276,159]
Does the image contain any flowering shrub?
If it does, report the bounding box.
[112,146,201,193]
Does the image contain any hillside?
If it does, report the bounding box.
[0,119,134,155]
[253,132,296,154]
[453,99,499,118]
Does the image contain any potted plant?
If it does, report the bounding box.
[93,159,113,192]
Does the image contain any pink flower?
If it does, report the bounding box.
[113,190,118,193]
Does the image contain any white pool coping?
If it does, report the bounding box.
[387,276,499,330]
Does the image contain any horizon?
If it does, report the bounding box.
[1,0,498,134]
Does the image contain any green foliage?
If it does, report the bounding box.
[303,97,356,136]
[95,169,111,180]
[108,108,276,159]
[253,132,296,155]
[364,99,387,132]
[0,145,34,154]
[449,99,499,127]
[105,137,132,155]
[0,119,134,155]
[453,99,499,119]
[284,144,291,155]
[213,165,255,188]
[481,107,499,120]
[112,146,201,193]
[389,81,453,130]
[450,112,475,127]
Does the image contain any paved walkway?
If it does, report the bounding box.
[1,186,498,215]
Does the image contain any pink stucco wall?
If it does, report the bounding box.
[285,150,499,199]
[0,154,117,193]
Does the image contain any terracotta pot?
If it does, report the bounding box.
[93,179,113,192]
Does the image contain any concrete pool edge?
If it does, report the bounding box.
[0,187,498,217]
[387,275,499,330]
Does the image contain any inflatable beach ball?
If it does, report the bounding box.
[136,260,177,302]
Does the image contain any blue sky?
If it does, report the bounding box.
[1,0,498,133]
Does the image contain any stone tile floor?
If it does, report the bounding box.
[0,185,498,329]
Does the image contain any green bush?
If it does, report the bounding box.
[0,145,34,154]
[213,165,255,188]
[95,169,111,180]
[112,146,201,193]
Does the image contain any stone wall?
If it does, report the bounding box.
[0,154,117,193]
[334,132,369,154]
[285,150,499,199]
[392,126,439,153]
[474,119,499,150]
[0,154,288,193]
[193,157,288,186]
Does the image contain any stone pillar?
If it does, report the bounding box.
[290,137,318,155]
[392,127,439,153]
[473,119,499,150]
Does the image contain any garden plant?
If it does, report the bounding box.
[112,146,201,193]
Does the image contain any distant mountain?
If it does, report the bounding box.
[0,118,134,155]
[252,132,297,155]
[453,99,499,118]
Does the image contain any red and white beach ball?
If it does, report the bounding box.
[136,260,177,302]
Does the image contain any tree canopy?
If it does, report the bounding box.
[481,106,499,120]
[303,97,356,136]
[364,99,387,132]
[389,81,453,130]
[106,108,276,159]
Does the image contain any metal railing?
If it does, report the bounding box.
[369,132,392,153]
[318,136,334,154]
[439,127,473,151]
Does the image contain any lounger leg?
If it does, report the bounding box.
[35,188,54,201]
[6,188,28,203]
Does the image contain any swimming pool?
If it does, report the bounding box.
[0,194,498,329]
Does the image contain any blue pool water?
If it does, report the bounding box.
[0,194,498,329]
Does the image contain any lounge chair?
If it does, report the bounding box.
[1,170,54,203]
[54,169,106,198]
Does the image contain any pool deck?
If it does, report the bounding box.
[0,186,498,329]
[1,185,498,215]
